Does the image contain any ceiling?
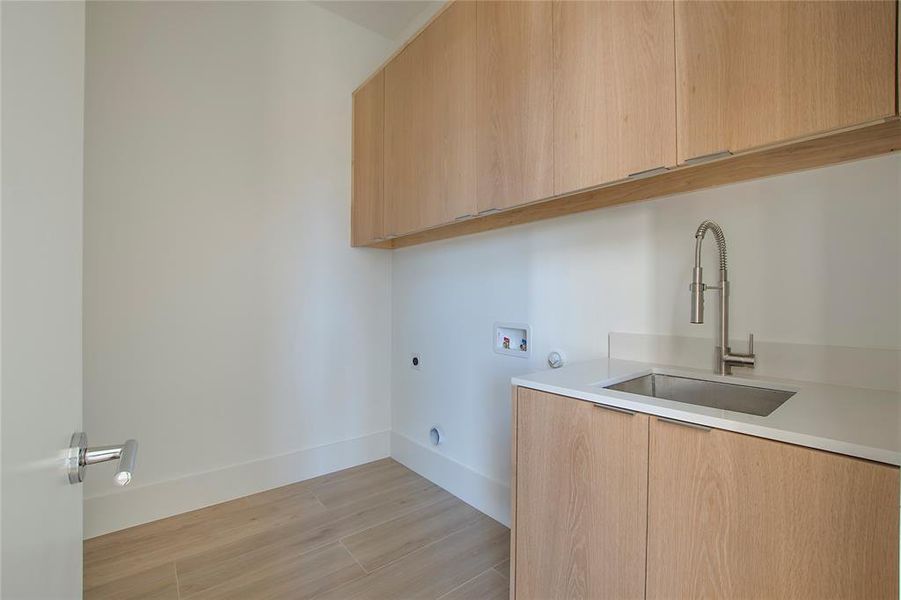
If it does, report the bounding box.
[313,1,441,41]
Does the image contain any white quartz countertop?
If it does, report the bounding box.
[512,357,901,466]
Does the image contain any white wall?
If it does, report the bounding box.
[390,153,901,525]
[83,1,396,537]
[81,0,901,539]
[1,1,85,595]
[393,1,444,43]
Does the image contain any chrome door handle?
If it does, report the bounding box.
[683,150,733,165]
[68,432,138,486]
[656,416,711,432]
[593,403,636,416]
[627,166,669,180]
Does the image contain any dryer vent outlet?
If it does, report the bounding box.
[429,426,442,446]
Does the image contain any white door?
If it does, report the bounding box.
[1,1,86,598]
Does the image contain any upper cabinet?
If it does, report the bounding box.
[351,71,384,247]
[354,0,900,248]
[675,0,897,163]
[384,1,477,236]
[476,1,554,213]
[553,1,676,193]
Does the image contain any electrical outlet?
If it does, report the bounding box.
[410,353,422,370]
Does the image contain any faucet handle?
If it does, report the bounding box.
[747,333,754,356]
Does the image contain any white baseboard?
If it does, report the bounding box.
[390,431,511,528]
[84,430,391,539]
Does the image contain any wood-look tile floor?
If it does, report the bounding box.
[84,459,510,600]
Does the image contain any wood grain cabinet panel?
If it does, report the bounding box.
[514,388,648,600]
[553,1,677,194]
[675,0,897,163]
[384,1,477,236]
[647,417,900,600]
[351,71,384,246]
[476,1,554,213]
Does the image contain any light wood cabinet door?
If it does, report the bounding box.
[553,1,676,195]
[675,1,896,163]
[384,1,477,236]
[514,388,648,599]
[647,417,900,600]
[351,71,384,246]
[476,1,553,213]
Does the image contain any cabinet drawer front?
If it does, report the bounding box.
[514,389,648,599]
[351,71,384,246]
[554,0,677,193]
[675,0,897,163]
[476,0,554,212]
[384,1,477,236]
[647,417,900,599]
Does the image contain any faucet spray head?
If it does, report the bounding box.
[691,220,725,325]
[690,266,704,323]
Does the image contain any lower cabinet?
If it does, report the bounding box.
[511,387,900,600]
[514,387,649,599]
[647,416,900,600]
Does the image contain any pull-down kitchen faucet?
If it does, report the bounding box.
[690,220,756,375]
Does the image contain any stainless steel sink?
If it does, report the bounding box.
[604,373,795,417]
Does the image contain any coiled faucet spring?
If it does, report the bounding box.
[694,219,727,272]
